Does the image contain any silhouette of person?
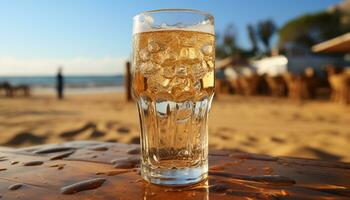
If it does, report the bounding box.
[56,67,64,100]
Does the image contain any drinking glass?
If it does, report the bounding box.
[132,9,215,186]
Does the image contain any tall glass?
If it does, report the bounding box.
[132,9,215,186]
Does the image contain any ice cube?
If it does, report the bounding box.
[193,80,202,91]
[191,61,208,79]
[163,66,175,79]
[150,52,163,64]
[206,60,214,69]
[171,77,193,100]
[180,48,197,59]
[147,70,171,93]
[201,44,213,55]
[139,49,150,62]
[170,77,189,89]
[140,61,161,77]
[151,48,174,65]
[148,40,160,53]
[166,49,178,61]
[175,65,188,78]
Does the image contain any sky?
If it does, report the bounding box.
[0,0,341,76]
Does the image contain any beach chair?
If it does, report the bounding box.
[282,72,310,101]
[1,82,14,97]
[228,78,243,95]
[264,75,287,97]
[238,74,260,96]
[13,85,31,97]
[0,82,31,97]
[326,66,350,104]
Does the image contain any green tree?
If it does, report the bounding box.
[216,24,242,58]
[278,9,350,49]
[257,19,277,55]
[247,24,259,55]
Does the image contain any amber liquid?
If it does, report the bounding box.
[132,30,215,185]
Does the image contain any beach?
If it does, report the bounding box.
[0,92,349,162]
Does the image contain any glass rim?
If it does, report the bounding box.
[133,9,213,20]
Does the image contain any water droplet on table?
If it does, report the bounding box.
[49,150,75,160]
[23,161,43,166]
[127,148,140,155]
[34,147,75,154]
[8,184,23,191]
[111,157,140,169]
[10,161,19,165]
[60,178,106,195]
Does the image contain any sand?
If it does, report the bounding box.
[0,92,349,162]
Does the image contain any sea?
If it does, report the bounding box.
[0,75,125,94]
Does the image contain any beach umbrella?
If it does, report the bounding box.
[312,32,350,53]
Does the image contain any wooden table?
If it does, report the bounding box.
[0,141,349,199]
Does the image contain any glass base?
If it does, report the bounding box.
[141,163,208,186]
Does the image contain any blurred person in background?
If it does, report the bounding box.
[56,66,64,100]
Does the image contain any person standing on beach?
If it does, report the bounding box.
[56,67,64,100]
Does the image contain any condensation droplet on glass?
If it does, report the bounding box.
[153,154,159,162]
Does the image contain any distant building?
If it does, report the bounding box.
[251,55,346,77]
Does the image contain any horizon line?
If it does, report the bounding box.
[0,73,124,77]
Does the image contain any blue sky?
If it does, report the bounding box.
[0,0,341,75]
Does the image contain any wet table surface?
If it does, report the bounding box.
[0,141,349,200]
